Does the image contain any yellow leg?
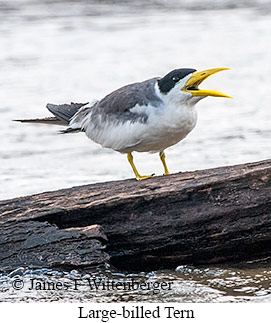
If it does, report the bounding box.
[127,153,153,181]
[159,151,170,175]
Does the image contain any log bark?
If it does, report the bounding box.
[0,159,271,272]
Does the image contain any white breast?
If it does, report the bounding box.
[83,83,197,153]
[82,103,196,154]
[128,101,197,153]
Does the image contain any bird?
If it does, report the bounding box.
[15,67,231,180]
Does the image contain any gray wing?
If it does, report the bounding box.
[14,102,89,126]
[93,78,162,123]
[46,102,89,124]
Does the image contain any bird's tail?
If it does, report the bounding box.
[14,102,89,127]
[13,117,65,125]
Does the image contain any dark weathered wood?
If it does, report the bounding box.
[0,159,271,272]
[0,220,109,272]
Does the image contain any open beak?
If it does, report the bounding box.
[182,67,232,98]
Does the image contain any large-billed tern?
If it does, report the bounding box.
[16,67,231,180]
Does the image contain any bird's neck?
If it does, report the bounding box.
[154,81,201,108]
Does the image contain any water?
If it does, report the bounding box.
[0,0,270,302]
[1,264,271,302]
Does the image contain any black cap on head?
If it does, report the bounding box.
[158,68,196,94]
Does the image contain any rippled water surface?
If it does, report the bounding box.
[0,0,270,302]
[1,264,271,302]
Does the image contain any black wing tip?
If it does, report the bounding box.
[13,119,36,123]
[46,102,89,107]
[59,127,81,134]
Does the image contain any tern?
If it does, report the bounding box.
[16,67,231,180]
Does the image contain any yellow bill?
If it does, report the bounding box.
[182,67,232,98]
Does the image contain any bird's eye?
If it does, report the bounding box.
[172,77,179,82]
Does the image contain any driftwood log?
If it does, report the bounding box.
[0,159,271,272]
